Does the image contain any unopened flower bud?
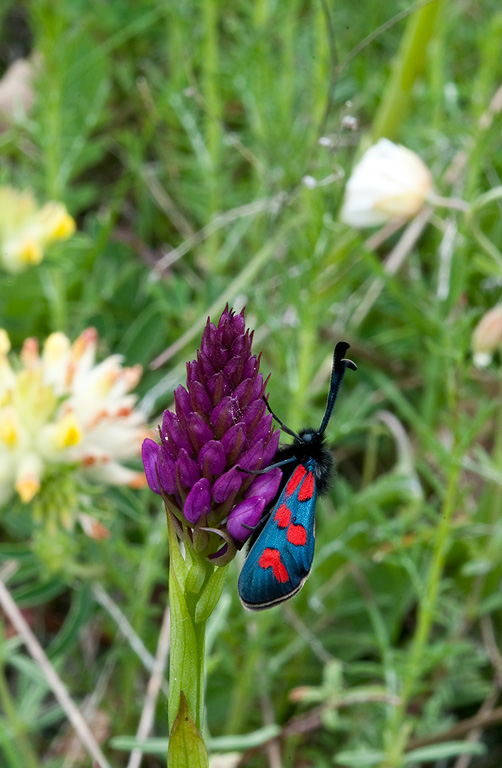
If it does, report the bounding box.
[341,138,433,228]
[472,306,502,367]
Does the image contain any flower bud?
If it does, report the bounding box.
[472,306,502,367]
[226,496,267,542]
[341,138,433,228]
[184,478,211,524]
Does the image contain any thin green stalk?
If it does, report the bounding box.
[312,2,331,128]
[0,718,23,768]
[110,512,168,731]
[167,514,208,734]
[34,1,66,201]
[490,367,502,526]
[462,12,502,202]
[372,0,443,141]
[166,511,229,766]
[466,186,502,272]
[361,422,380,489]
[0,664,39,768]
[463,367,502,625]
[151,218,298,368]
[44,67,63,201]
[224,610,275,735]
[201,0,222,269]
[469,218,502,272]
[279,0,300,121]
[382,449,461,767]
[287,304,317,430]
[469,185,502,214]
[253,0,270,144]
[39,266,67,332]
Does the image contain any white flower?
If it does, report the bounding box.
[340,138,433,228]
[0,187,75,273]
[0,328,147,508]
[472,306,502,368]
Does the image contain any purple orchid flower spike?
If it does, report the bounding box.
[142,305,282,565]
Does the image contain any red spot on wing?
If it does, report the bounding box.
[287,523,307,546]
[287,465,306,495]
[298,471,314,501]
[258,548,289,583]
[274,504,291,528]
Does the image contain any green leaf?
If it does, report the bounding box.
[13,577,66,608]
[48,583,93,657]
[168,514,188,583]
[110,725,280,754]
[334,748,386,767]
[209,725,280,751]
[109,736,170,755]
[186,560,208,596]
[195,564,229,624]
[167,691,209,768]
[404,741,485,763]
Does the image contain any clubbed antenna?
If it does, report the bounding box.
[318,342,357,436]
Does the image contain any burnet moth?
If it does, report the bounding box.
[238,342,356,611]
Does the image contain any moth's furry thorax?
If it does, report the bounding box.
[274,428,334,497]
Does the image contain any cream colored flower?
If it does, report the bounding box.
[0,187,75,273]
[472,306,502,368]
[340,138,433,228]
[0,56,38,122]
[0,328,147,509]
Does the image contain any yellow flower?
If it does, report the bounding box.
[38,202,76,242]
[0,186,76,273]
[0,328,147,508]
[0,407,19,448]
[15,453,43,503]
[17,237,43,266]
[54,411,82,449]
[0,330,11,356]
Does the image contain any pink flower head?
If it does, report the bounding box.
[142,306,281,564]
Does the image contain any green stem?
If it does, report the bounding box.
[469,218,502,272]
[201,0,222,270]
[151,218,296,368]
[465,367,502,624]
[490,367,502,525]
[469,185,502,214]
[372,0,443,141]
[290,318,317,428]
[224,610,275,735]
[166,511,229,765]
[465,187,502,272]
[382,446,461,767]
[167,514,208,735]
[39,266,67,332]
[34,1,65,201]
[0,663,39,768]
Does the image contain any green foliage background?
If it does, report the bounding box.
[1,0,502,766]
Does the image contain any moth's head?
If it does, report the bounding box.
[296,428,319,445]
